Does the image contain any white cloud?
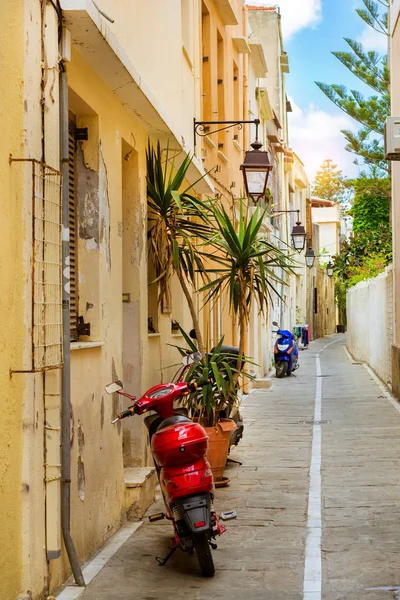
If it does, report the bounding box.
[357,27,388,52]
[288,99,359,181]
[246,0,322,40]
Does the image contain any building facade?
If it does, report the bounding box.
[389,0,400,398]
[0,2,321,597]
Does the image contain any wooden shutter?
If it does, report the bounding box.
[68,120,78,341]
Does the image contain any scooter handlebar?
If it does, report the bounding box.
[111,405,137,424]
[187,378,214,393]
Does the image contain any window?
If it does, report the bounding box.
[217,31,225,149]
[201,3,211,122]
[68,117,79,341]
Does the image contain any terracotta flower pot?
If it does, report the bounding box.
[204,419,237,481]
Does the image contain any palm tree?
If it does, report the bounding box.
[146,141,211,359]
[199,200,295,372]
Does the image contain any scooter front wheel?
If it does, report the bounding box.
[193,532,215,577]
[276,361,288,378]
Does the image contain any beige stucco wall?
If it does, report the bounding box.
[347,267,393,387]
[0,2,25,598]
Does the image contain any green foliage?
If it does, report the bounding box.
[347,172,391,198]
[146,141,211,304]
[312,159,348,204]
[345,173,390,233]
[347,253,388,287]
[172,327,253,427]
[200,201,294,312]
[315,0,389,173]
[350,195,390,233]
[198,199,295,367]
[333,225,392,281]
[334,279,347,325]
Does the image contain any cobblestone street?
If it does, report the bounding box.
[75,335,400,599]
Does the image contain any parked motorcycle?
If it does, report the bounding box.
[105,375,227,577]
[273,321,299,378]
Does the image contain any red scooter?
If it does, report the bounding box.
[105,376,227,577]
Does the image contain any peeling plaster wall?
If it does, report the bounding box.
[0,4,25,598]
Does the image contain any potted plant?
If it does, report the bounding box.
[172,327,253,481]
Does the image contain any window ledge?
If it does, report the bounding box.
[148,333,160,338]
[171,333,183,337]
[233,139,243,153]
[217,150,228,163]
[204,135,216,149]
[71,341,104,351]
[182,44,194,71]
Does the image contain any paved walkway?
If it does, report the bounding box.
[78,335,400,599]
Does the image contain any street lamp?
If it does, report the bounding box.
[271,209,308,253]
[240,139,273,205]
[305,246,316,269]
[291,220,307,253]
[326,261,334,278]
[193,117,274,205]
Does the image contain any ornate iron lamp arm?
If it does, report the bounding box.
[193,118,260,147]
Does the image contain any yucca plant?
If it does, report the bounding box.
[146,141,212,358]
[171,327,254,427]
[199,200,295,372]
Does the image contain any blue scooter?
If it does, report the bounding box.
[272,321,299,378]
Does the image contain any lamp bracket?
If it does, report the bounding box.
[194,118,260,147]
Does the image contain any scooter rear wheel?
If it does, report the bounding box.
[276,362,288,378]
[193,532,215,577]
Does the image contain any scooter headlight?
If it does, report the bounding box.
[277,343,290,351]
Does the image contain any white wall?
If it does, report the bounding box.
[347,266,393,387]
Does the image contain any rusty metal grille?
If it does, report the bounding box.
[68,123,78,341]
[10,158,63,373]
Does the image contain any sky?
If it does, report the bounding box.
[246,0,388,182]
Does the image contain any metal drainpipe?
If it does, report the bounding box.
[59,62,85,588]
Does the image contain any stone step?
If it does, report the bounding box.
[253,377,272,389]
[124,467,157,520]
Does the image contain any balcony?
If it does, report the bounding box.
[214,0,239,26]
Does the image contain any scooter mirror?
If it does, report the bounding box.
[189,329,197,340]
[272,321,279,327]
[182,351,202,366]
[105,380,123,394]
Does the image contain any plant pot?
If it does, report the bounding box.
[204,419,237,482]
[337,324,346,333]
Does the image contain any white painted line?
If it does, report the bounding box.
[303,353,322,600]
[56,521,142,599]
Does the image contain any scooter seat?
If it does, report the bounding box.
[157,415,192,431]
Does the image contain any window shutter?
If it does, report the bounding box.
[68,122,78,341]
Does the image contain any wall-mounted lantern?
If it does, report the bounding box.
[326,261,334,278]
[193,117,273,204]
[240,139,273,205]
[305,246,316,269]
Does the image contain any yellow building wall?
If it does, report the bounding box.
[0,1,26,598]
[50,43,196,589]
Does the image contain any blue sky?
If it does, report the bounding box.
[247,0,388,181]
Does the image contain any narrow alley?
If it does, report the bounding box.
[61,335,400,600]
